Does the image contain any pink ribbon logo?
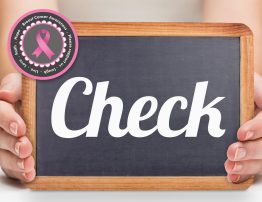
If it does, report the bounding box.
[32,29,54,60]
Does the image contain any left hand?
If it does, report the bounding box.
[225,72,262,183]
[0,73,35,182]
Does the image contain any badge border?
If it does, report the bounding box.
[8,9,79,80]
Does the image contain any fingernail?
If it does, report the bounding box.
[14,142,21,155]
[234,147,247,160]
[22,172,29,179]
[9,122,18,136]
[231,175,241,183]
[245,131,254,140]
[17,160,24,170]
[232,162,243,172]
[22,173,27,179]
[0,82,14,91]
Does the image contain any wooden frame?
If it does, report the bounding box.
[21,22,254,190]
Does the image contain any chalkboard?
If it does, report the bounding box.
[22,23,254,190]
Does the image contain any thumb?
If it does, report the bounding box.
[0,73,22,103]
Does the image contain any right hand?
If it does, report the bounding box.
[0,73,35,182]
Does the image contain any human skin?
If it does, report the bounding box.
[0,0,58,182]
[204,0,262,183]
[0,0,262,183]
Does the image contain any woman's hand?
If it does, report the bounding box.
[1,72,261,183]
[225,72,262,183]
[0,73,35,182]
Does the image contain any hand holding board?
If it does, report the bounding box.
[21,22,254,190]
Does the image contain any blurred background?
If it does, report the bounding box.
[58,0,202,22]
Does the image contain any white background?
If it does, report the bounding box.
[1,0,261,201]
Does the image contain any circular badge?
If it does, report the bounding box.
[8,9,78,80]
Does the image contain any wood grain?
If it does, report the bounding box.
[21,76,36,160]
[21,22,254,190]
[25,176,253,190]
[240,35,254,125]
[73,22,252,36]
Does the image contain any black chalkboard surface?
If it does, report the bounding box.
[22,23,254,190]
[37,36,239,176]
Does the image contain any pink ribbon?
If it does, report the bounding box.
[32,29,54,60]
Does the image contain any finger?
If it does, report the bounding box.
[0,150,34,172]
[0,100,26,137]
[0,73,21,104]
[238,73,262,141]
[0,130,32,158]
[254,72,262,109]
[2,167,36,182]
[227,174,250,184]
[227,140,262,161]
[225,159,262,175]
[237,111,262,141]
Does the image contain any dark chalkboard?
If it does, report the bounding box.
[22,23,254,190]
